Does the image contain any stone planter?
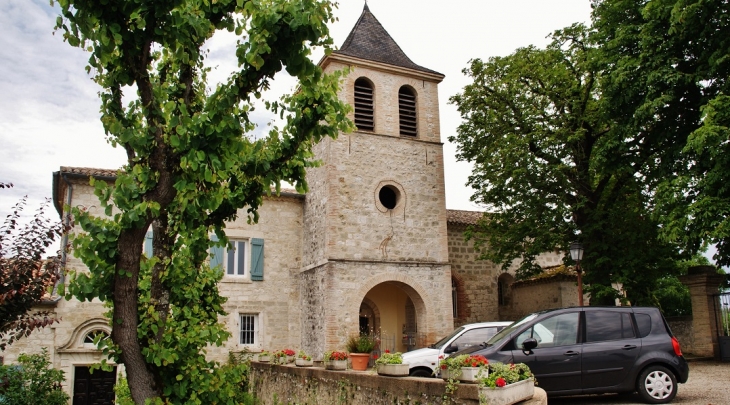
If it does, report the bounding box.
[257,355,270,363]
[441,367,486,382]
[376,363,409,377]
[460,366,487,383]
[295,358,313,367]
[478,378,534,405]
[349,353,370,371]
[287,355,295,363]
[325,360,348,370]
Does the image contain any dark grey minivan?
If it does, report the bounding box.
[456,307,689,404]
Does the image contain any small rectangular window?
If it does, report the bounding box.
[240,314,258,345]
[225,240,247,276]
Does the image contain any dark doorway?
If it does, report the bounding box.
[73,366,117,405]
[359,316,370,334]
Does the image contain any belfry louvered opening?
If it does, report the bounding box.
[399,86,417,136]
[354,78,374,131]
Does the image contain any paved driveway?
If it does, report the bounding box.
[548,361,729,405]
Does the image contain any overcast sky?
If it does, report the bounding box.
[0,0,593,222]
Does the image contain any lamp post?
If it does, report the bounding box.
[570,242,585,306]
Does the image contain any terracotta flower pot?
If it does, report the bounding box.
[350,353,370,371]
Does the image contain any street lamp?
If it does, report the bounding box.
[570,242,585,306]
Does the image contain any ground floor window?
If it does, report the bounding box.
[240,314,259,345]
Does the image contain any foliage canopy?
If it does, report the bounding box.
[52,0,352,403]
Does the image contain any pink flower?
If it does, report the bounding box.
[496,377,506,387]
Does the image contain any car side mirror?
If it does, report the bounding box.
[522,338,538,355]
[443,345,458,354]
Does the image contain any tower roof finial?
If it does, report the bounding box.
[364,0,369,12]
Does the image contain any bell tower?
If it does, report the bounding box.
[300,4,452,356]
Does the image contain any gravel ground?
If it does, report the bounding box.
[547,361,730,405]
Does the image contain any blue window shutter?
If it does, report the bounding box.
[210,235,224,273]
[144,231,153,258]
[250,238,264,281]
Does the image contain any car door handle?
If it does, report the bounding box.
[622,345,637,350]
[563,351,579,356]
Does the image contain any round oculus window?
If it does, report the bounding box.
[378,186,398,210]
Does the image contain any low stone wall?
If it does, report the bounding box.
[248,362,547,405]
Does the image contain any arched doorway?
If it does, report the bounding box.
[360,281,426,352]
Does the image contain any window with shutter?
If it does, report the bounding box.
[250,238,264,281]
[354,78,374,131]
[210,236,248,276]
[399,86,417,136]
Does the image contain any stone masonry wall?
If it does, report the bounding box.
[447,224,563,325]
[4,178,306,398]
[249,362,481,405]
[306,261,453,355]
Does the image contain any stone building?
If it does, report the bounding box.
[2,5,562,402]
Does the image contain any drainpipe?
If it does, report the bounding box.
[49,175,74,300]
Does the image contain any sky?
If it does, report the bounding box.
[0,0,593,222]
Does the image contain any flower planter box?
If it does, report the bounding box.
[257,355,270,363]
[295,358,313,367]
[325,360,348,370]
[441,367,488,382]
[460,366,487,383]
[376,363,409,377]
[287,355,295,363]
[478,378,534,405]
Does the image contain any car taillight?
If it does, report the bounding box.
[671,336,683,356]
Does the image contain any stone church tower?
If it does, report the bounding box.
[299,4,453,355]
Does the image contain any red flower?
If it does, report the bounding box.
[441,364,447,370]
[373,354,378,359]
[385,349,390,353]
[495,377,507,387]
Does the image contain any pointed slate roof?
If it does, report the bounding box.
[334,4,442,76]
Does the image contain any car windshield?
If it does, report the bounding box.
[484,313,539,346]
[430,326,465,349]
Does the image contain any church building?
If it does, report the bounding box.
[2,5,562,402]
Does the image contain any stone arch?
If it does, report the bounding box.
[498,273,515,307]
[359,297,380,335]
[58,318,111,352]
[451,272,469,326]
[350,273,430,346]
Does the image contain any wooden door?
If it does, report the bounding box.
[72,366,117,405]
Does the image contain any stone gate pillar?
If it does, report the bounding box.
[679,266,726,358]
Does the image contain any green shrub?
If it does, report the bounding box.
[0,348,68,405]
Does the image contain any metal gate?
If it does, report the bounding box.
[714,292,730,361]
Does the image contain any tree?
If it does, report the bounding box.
[0,183,63,350]
[449,25,681,305]
[591,0,730,265]
[52,0,352,403]
[0,348,69,405]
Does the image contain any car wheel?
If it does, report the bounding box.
[409,368,433,378]
[637,365,677,404]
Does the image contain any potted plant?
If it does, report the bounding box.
[324,351,349,370]
[460,354,489,382]
[295,351,313,367]
[272,349,296,364]
[345,333,377,371]
[257,350,271,362]
[477,362,535,405]
[374,350,409,376]
[438,354,488,382]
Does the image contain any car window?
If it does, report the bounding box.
[432,327,465,349]
[451,327,498,350]
[635,313,652,338]
[514,312,579,349]
[585,311,635,342]
[486,313,537,346]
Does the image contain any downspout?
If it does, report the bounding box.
[49,175,73,300]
